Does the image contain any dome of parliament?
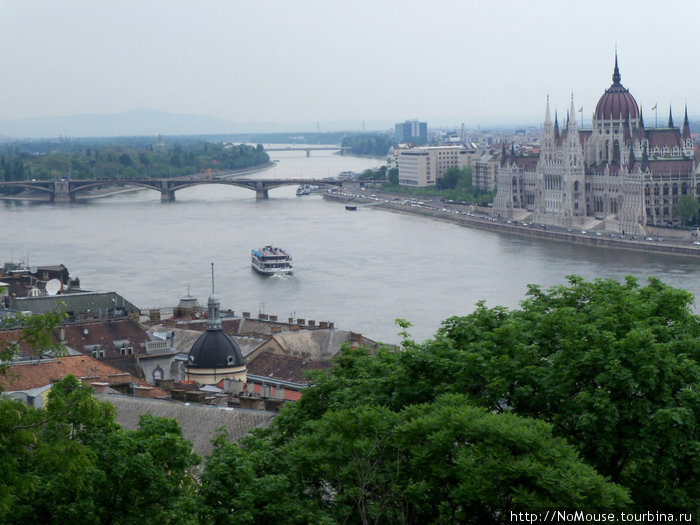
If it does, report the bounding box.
[594,55,639,121]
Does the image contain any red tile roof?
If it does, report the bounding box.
[1,354,169,397]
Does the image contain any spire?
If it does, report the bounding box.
[207,263,222,331]
[569,94,577,128]
[683,104,691,139]
[639,108,645,128]
[554,111,560,140]
[544,95,552,125]
[612,51,621,84]
[668,105,674,128]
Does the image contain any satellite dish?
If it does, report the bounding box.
[45,279,61,296]
[30,266,37,274]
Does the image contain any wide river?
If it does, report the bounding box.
[5,147,700,344]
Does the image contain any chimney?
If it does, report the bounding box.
[90,382,109,394]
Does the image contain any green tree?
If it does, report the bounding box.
[388,167,399,185]
[0,376,200,524]
[285,396,628,524]
[675,194,700,225]
[279,276,700,511]
[423,276,700,509]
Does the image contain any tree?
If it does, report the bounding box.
[0,376,200,524]
[388,167,399,185]
[423,276,700,510]
[285,396,629,524]
[675,194,699,225]
[278,277,700,511]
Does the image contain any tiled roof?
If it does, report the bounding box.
[0,354,168,397]
[647,128,682,149]
[101,394,275,456]
[247,352,333,384]
[647,159,694,176]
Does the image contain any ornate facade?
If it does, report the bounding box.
[495,56,697,233]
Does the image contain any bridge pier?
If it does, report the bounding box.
[53,181,74,203]
[161,190,176,202]
[306,149,310,157]
[255,188,269,199]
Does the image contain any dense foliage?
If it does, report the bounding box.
[0,377,200,524]
[341,133,392,157]
[2,277,698,522]
[0,141,269,189]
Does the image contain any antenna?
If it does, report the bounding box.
[210,262,215,294]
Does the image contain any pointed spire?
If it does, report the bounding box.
[544,95,552,125]
[554,111,560,140]
[511,142,516,156]
[612,51,621,84]
[683,104,691,139]
[207,262,222,331]
[639,108,645,128]
[569,94,577,128]
[668,105,674,128]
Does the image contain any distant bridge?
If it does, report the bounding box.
[263,146,350,157]
[0,177,346,202]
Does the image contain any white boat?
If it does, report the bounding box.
[296,184,321,196]
[251,246,293,275]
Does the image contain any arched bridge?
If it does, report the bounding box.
[0,177,346,202]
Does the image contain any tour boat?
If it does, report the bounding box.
[345,204,357,211]
[251,246,293,275]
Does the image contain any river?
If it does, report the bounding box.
[4,147,700,344]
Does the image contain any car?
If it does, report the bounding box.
[693,241,700,245]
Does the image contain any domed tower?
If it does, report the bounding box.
[588,53,640,166]
[186,265,246,385]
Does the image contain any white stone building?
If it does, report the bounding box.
[495,55,697,233]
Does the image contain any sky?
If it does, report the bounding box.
[1,0,699,131]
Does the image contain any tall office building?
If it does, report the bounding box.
[395,120,428,145]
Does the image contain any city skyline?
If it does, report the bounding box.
[1,1,699,134]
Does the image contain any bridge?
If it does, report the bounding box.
[262,146,350,157]
[0,177,346,202]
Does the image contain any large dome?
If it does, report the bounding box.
[594,56,639,121]
[188,330,245,369]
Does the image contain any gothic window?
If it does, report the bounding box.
[672,184,678,196]
[574,181,579,192]
[663,184,669,196]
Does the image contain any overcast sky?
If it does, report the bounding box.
[1,0,698,130]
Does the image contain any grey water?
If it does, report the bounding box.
[4,148,700,344]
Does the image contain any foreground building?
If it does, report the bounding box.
[495,56,697,233]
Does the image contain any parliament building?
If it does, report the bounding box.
[494,55,697,234]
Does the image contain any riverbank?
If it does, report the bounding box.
[324,187,700,259]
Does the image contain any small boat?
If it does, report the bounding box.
[251,246,293,275]
[345,205,357,211]
[296,185,310,196]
